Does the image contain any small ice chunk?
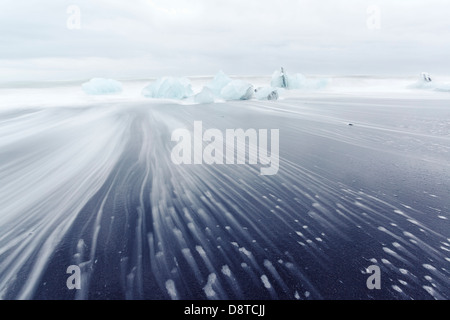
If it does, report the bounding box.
[399,269,408,275]
[142,77,193,99]
[254,87,279,100]
[423,264,436,271]
[165,279,178,300]
[392,285,403,293]
[261,275,272,289]
[203,273,217,298]
[220,80,254,100]
[82,78,123,95]
[194,87,215,104]
[221,265,231,277]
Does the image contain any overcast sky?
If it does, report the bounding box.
[1,0,449,81]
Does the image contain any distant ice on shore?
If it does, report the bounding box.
[271,68,330,90]
[409,72,450,92]
[142,77,194,99]
[82,78,123,95]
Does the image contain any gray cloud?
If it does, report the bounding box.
[1,0,449,81]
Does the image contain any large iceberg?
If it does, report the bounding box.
[142,77,193,99]
[271,68,329,90]
[82,78,123,95]
[194,87,215,104]
[254,87,279,100]
[220,80,254,100]
[206,71,232,96]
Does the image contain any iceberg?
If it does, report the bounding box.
[142,77,193,99]
[271,68,329,90]
[220,80,254,101]
[206,71,232,96]
[82,78,123,95]
[194,87,215,104]
[271,67,289,88]
[254,87,279,100]
[409,73,450,92]
[422,72,432,82]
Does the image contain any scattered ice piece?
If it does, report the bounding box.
[82,78,123,95]
[294,291,300,300]
[285,262,294,269]
[305,291,310,298]
[142,77,193,99]
[261,275,272,289]
[221,265,231,277]
[398,280,408,285]
[392,285,403,293]
[254,87,279,100]
[195,246,206,257]
[165,279,178,300]
[220,80,254,100]
[399,269,408,275]
[403,231,415,238]
[194,87,215,104]
[203,273,217,298]
[423,264,437,271]
[206,70,232,96]
[438,216,447,220]
[239,247,252,257]
[422,285,442,299]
